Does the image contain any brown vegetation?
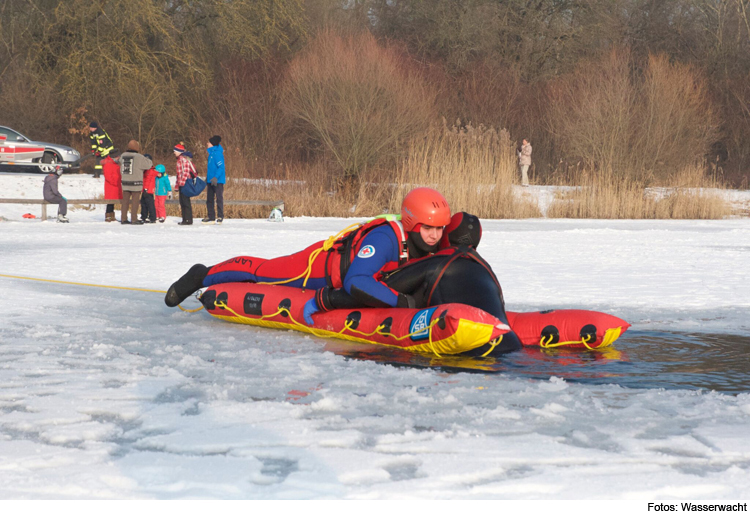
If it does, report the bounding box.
[547,166,731,220]
[546,50,718,184]
[169,121,541,219]
[2,1,747,220]
[391,121,541,219]
[282,30,435,181]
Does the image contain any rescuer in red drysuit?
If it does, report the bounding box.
[164,188,453,321]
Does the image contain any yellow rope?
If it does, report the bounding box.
[0,272,209,312]
[255,221,364,289]
[0,272,166,293]
[2,271,488,358]
[212,299,445,356]
[480,335,503,357]
[178,303,204,313]
[539,334,595,349]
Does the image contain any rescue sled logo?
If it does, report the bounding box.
[409,307,437,341]
[357,245,376,258]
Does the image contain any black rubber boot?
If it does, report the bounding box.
[165,264,209,307]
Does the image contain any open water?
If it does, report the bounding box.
[335,331,750,395]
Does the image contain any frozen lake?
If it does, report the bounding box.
[1,175,750,500]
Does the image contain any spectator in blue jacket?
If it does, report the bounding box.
[203,135,225,224]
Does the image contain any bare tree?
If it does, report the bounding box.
[282,30,436,181]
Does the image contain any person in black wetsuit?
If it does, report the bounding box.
[316,212,523,354]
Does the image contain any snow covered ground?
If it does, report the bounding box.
[1,173,750,502]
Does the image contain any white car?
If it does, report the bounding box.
[0,126,81,167]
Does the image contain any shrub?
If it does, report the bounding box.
[546,49,639,180]
[197,57,289,163]
[636,54,718,181]
[282,30,436,182]
[546,49,718,183]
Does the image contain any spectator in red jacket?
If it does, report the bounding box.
[102,156,122,222]
[140,154,158,223]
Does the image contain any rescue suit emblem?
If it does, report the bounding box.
[357,245,376,258]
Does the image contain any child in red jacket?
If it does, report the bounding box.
[140,155,158,223]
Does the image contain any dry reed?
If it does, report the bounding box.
[547,165,732,219]
[390,121,541,218]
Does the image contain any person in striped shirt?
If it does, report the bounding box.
[173,143,197,225]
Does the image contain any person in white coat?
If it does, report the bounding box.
[518,138,532,187]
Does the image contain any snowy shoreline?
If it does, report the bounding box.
[3,172,749,220]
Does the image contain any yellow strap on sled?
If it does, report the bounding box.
[480,336,503,357]
[212,299,448,357]
[539,326,624,350]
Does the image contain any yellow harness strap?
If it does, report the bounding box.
[255,221,363,289]
[255,215,406,290]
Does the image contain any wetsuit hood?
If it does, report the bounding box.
[407,230,439,258]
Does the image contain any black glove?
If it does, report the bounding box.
[396,293,416,309]
[315,286,358,312]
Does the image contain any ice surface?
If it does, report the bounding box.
[1,174,749,499]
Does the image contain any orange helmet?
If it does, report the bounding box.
[400,187,451,232]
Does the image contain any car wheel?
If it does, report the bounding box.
[42,151,60,164]
[38,151,60,173]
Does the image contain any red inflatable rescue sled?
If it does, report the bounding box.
[200,282,510,356]
[199,283,630,355]
[506,310,630,349]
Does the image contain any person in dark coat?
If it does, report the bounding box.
[43,166,69,223]
[88,121,115,179]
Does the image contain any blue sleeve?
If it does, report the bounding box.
[206,152,215,180]
[343,226,401,307]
